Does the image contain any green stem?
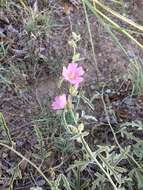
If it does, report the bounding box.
[62,110,71,133]
[80,136,119,190]
[64,108,118,189]
[69,109,77,125]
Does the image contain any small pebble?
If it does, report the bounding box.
[105,89,111,94]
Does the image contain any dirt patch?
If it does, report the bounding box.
[35,77,59,105]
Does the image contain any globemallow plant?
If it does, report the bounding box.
[51,62,120,190]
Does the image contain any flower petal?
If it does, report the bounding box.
[51,94,67,110]
[77,66,85,75]
[62,66,67,77]
[75,76,84,84]
[68,63,78,71]
[62,63,84,88]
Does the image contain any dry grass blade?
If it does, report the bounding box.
[95,8,143,49]
[93,0,143,32]
[0,142,52,187]
[19,0,30,12]
[83,0,143,48]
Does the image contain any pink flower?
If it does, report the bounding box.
[62,63,84,88]
[51,94,67,110]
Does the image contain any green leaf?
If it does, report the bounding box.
[30,187,43,190]
[72,53,80,62]
[55,174,71,190]
[61,174,72,190]
[0,112,12,145]
[78,123,84,133]
[70,132,89,141]
[34,126,44,148]
[135,170,143,189]
[0,74,12,86]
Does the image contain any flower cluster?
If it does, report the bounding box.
[52,63,84,110]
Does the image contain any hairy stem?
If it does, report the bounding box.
[80,136,119,190]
